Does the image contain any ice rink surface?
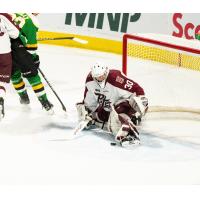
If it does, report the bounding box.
[0,44,200,185]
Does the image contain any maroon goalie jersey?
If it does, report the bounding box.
[83,69,145,113]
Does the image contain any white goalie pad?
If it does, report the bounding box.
[107,109,133,137]
[108,110,136,144]
[114,124,130,142]
[107,109,121,135]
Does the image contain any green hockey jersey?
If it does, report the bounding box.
[11,13,39,51]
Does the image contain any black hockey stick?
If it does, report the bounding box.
[38,68,67,112]
[38,37,88,44]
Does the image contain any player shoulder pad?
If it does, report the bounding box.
[107,69,122,84]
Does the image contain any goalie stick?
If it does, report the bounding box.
[62,119,90,141]
[38,37,88,44]
[73,118,91,135]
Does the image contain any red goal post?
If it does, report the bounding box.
[122,34,200,114]
[122,34,200,75]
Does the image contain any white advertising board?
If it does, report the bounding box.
[38,13,200,40]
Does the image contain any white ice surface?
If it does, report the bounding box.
[0,44,200,185]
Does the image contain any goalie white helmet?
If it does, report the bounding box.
[91,62,109,81]
[91,62,109,88]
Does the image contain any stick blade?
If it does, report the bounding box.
[73,37,88,44]
[73,120,89,135]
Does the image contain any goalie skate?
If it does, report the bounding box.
[120,135,140,147]
[115,123,141,147]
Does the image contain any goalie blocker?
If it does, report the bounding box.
[75,62,148,147]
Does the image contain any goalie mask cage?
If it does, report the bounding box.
[122,34,200,114]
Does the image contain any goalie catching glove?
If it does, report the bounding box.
[76,103,93,122]
[129,95,148,125]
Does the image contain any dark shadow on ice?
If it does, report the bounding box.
[78,127,164,149]
[85,128,115,142]
[42,122,74,130]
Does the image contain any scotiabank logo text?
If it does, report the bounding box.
[172,13,200,39]
[65,13,141,33]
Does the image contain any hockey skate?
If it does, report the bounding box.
[19,91,30,105]
[0,97,5,120]
[39,98,54,115]
[115,124,140,147]
[120,133,140,147]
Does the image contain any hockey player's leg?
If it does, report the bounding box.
[11,69,30,105]
[0,52,12,119]
[0,86,6,120]
[0,97,4,120]
[27,74,54,114]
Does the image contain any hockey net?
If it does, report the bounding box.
[122,34,200,115]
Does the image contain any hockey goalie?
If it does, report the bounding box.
[76,62,148,147]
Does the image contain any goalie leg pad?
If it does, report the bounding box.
[108,111,140,145]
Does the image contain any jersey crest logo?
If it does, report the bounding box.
[94,92,111,108]
[116,76,124,84]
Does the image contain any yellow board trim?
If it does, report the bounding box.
[38,31,122,55]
